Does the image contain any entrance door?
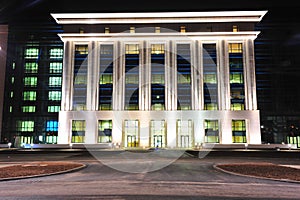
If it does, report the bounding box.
[153,135,163,148]
[127,135,137,147]
[180,135,189,148]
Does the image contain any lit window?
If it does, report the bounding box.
[203,74,217,84]
[25,48,39,59]
[180,26,186,33]
[12,62,15,70]
[22,106,36,113]
[10,92,13,98]
[204,103,218,110]
[24,77,37,87]
[98,120,112,143]
[46,121,58,132]
[155,27,160,33]
[9,106,13,112]
[48,91,61,101]
[231,103,245,111]
[232,120,246,143]
[48,106,60,112]
[130,27,135,33]
[125,44,139,54]
[49,77,62,87]
[50,48,63,59]
[49,62,62,73]
[17,121,34,132]
[205,120,219,143]
[229,43,243,53]
[75,45,88,54]
[233,25,239,32]
[25,62,38,73]
[11,77,14,84]
[105,27,110,34]
[151,44,165,54]
[230,73,244,84]
[72,120,85,143]
[23,91,36,101]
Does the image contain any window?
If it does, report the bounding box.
[155,27,160,33]
[204,74,217,84]
[232,120,246,143]
[50,48,63,59]
[125,44,139,54]
[177,120,193,148]
[72,120,85,143]
[23,91,36,101]
[16,121,34,132]
[230,73,244,84]
[229,43,243,53]
[49,62,62,73]
[180,26,186,33]
[11,77,14,84]
[22,106,36,113]
[46,121,58,132]
[49,77,62,87]
[25,62,38,73]
[105,27,110,34]
[48,106,60,112]
[130,26,135,33]
[205,120,219,143]
[233,25,239,32]
[151,44,165,54]
[25,48,39,59]
[24,77,37,87]
[98,120,112,143]
[48,91,61,101]
[124,120,139,147]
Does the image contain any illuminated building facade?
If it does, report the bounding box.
[51,11,267,148]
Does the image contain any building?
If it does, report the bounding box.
[49,11,267,148]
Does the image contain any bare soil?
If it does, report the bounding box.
[0,161,85,179]
[216,163,300,182]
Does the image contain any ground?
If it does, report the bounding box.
[1,160,300,183]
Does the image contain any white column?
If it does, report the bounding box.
[190,40,198,110]
[197,41,203,110]
[165,41,173,111]
[218,40,230,110]
[61,41,73,111]
[144,41,151,110]
[87,41,98,111]
[220,113,232,144]
[139,41,145,110]
[244,39,257,110]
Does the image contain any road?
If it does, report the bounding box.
[0,149,300,200]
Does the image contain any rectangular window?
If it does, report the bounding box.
[205,120,219,143]
[229,43,243,53]
[49,77,62,87]
[177,120,193,148]
[232,120,247,143]
[203,44,218,110]
[72,120,85,143]
[49,62,63,73]
[98,120,112,143]
[25,62,38,73]
[48,91,61,101]
[150,120,166,148]
[151,44,165,54]
[23,91,36,101]
[16,121,34,132]
[46,121,58,132]
[177,44,191,110]
[124,120,139,147]
[48,106,60,112]
[22,106,36,112]
[50,48,63,59]
[25,48,39,59]
[24,77,37,87]
[125,44,139,54]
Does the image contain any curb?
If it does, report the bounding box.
[0,162,87,182]
[213,164,300,184]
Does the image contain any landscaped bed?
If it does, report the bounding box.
[0,161,85,180]
[215,162,300,182]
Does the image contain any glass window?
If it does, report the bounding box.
[230,73,244,84]
[205,120,219,143]
[50,48,63,59]
[48,106,60,112]
[180,26,186,33]
[72,120,85,143]
[49,77,62,87]
[98,120,112,143]
[48,91,61,101]
[232,120,246,143]
[125,44,139,54]
[49,62,62,73]
[24,77,37,87]
[204,74,217,84]
[22,106,36,112]
[151,44,165,54]
[46,121,58,132]
[23,91,36,101]
[25,62,38,73]
[25,48,39,59]
[130,27,135,33]
[233,25,239,32]
[155,27,160,33]
[229,43,243,53]
[16,121,34,132]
